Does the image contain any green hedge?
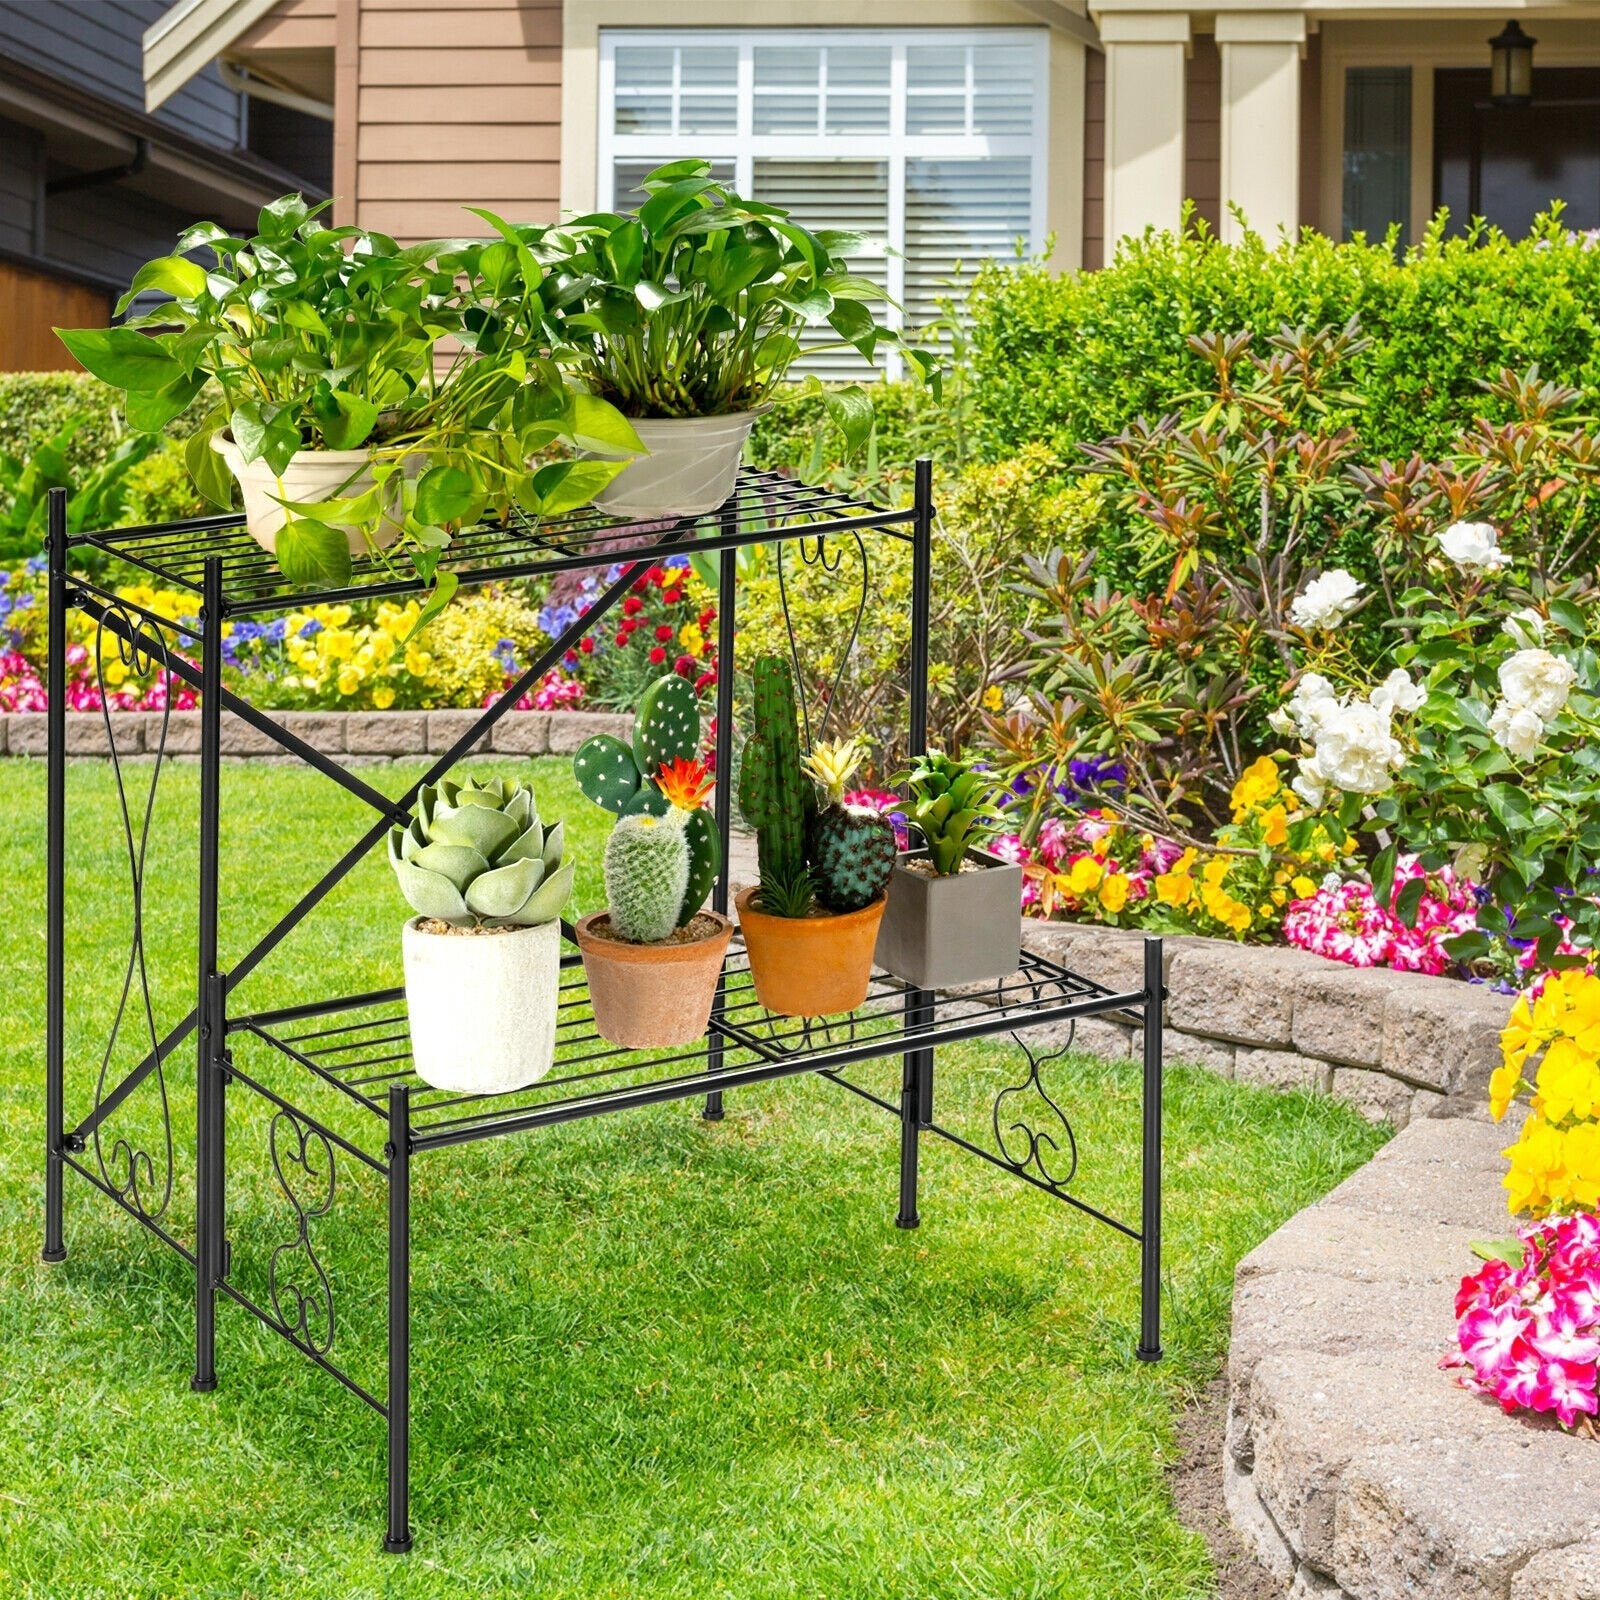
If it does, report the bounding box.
[968,215,1600,466]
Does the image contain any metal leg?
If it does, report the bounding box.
[43,487,67,1263]
[896,995,933,1230]
[704,528,738,1121]
[385,1086,413,1554]
[1137,935,1165,1363]
[193,557,224,1392]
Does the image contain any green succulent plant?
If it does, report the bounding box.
[894,750,1007,877]
[388,776,573,927]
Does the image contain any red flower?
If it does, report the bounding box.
[698,608,716,629]
[622,596,643,616]
[674,654,694,676]
[695,671,716,691]
[615,631,629,648]
[649,646,667,665]
[654,624,673,642]
[631,576,649,593]
[579,636,595,654]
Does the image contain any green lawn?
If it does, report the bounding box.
[0,757,1385,1599]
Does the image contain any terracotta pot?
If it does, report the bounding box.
[575,909,733,1049]
[735,885,887,1018]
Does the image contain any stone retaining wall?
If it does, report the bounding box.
[1226,1109,1600,1600]
[2,708,633,760]
[1020,923,1512,1129]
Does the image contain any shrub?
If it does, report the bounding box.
[969,213,1600,473]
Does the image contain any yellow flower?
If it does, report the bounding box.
[1068,856,1103,896]
[1563,1121,1600,1208]
[982,685,1004,712]
[1535,1037,1600,1124]
[1488,1059,1522,1122]
[1229,755,1280,817]
[1504,1117,1569,1216]
[679,621,705,656]
[1155,871,1193,908]
[1201,856,1230,891]
[1291,875,1318,900]
[1099,873,1130,914]
[336,666,361,697]
[1260,805,1289,848]
[405,646,432,677]
[104,659,128,687]
[371,685,396,710]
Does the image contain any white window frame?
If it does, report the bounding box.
[597,27,1050,373]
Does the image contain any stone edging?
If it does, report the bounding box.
[1020,923,1511,1129]
[1,708,634,760]
[1225,1108,1600,1599]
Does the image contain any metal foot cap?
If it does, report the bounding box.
[1136,1345,1164,1364]
[383,1534,414,1555]
[41,1246,66,1263]
[190,1375,218,1392]
[895,1214,919,1230]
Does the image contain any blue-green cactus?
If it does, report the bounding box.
[572,674,716,924]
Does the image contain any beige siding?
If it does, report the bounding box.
[354,0,562,235]
[1082,46,1103,270]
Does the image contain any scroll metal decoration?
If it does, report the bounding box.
[267,1109,337,1356]
[777,529,871,748]
[90,601,177,1224]
[992,1025,1080,1194]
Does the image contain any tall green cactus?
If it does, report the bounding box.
[572,672,717,924]
[738,655,816,917]
[604,814,690,943]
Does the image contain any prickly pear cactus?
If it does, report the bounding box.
[573,734,642,815]
[738,655,812,914]
[678,808,721,926]
[635,674,700,778]
[808,804,896,913]
[603,813,690,943]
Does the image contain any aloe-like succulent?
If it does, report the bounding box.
[388,776,574,927]
[894,750,1007,876]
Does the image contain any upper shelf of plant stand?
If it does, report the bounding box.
[69,468,915,615]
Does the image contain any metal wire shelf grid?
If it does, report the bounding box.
[233,948,1135,1152]
[66,468,906,614]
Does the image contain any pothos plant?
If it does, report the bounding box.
[528,160,940,443]
[58,195,643,625]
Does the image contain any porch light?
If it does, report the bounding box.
[1489,20,1535,107]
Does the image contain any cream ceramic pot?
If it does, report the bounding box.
[588,411,758,520]
[213,433,406,557]
[401,917,561,1095]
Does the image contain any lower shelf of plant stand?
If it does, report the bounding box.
[229,948,1136,1153]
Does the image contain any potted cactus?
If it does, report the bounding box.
[573,756,733,1049]
[388,775,574,1094]
[735,655,897,1017]
[875,750,1019,990]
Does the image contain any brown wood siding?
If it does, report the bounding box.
[238,0,336,52]
[353,0,562,237]
[0,260,109,371]
[1185,36,1221,236]
[1082,46,1103,270]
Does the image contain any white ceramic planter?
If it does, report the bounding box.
[213,434,406,558]
[588,411,758,520]
[401,917,561,1094]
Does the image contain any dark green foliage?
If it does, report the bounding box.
[807,804,896,913]
[968,214,1600,478]
[737,654,814,917]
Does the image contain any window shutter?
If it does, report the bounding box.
[903,156,1032,333]
[752,159,889,380]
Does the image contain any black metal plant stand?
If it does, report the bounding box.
[40,462,1166,1553]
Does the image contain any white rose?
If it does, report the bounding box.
[1369,668,1425,716]
[1267,705,1297,737]
[1286,672,1340,737]
[1438,521,1511,574]
[1290,569,1364,631]
[1489,699,1545,761]
[1291,755,1328,810]
[1499,648,1577,721]
[1503,608,1546,650]
[1310,701,1405,794]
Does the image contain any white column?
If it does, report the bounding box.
[1100,13,1190,247]
[1216,12,1306,243]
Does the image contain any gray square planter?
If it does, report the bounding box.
[874,847,1022,991]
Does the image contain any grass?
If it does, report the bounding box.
[0,757,1388,1598]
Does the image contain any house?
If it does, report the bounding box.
[132,1,1600,308]
[0,0,331,370]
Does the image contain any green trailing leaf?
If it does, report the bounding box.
[55,326,182,393]
[275,519,353,588]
